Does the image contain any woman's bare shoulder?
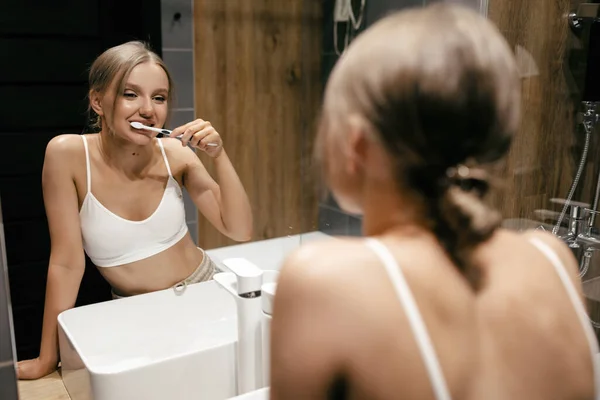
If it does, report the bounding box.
[485,229,583,298]
[159,137,195,158]
[280,236,370,277]
[45,134,86,155]
[44,134,87,173]
[503,228,577,267]
[157,137,201,174]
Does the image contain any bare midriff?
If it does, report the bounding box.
[96,233,205,296]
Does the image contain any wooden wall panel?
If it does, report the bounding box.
[488,0,600,339]
[193,0,322,249]
[487,0,579,219]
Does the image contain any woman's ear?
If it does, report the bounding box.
[345,115,369,175]
[89,89,104,116]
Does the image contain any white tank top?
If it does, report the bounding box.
[79,135,189,267]
[365,237,600,399]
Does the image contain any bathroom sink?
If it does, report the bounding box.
[58,280,238,400]
[228,387,269,399]
[58,232,330,400]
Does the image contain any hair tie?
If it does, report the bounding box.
[446,164,470,180]
[445,164,490,195]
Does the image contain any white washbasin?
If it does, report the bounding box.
[57,232,330,400]
[228,387,269,399]
[58,280,238,400]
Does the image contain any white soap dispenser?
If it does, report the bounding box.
[260,281,277,386]
[214,258,264,395]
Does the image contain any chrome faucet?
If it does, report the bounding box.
[560,206,586,245]
[551,207,600,278]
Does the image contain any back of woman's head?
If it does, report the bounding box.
[87,41,173,131]
[321,3,521,284]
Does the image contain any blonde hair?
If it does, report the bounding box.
[321,3,521,285]
[87,41,174,132]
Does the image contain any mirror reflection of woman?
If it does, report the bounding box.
[18,41,253,380]
[270,4,599,399]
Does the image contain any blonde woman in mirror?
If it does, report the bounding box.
[17,41,253,380]
[270,4,599,399]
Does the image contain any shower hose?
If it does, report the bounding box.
[551,115,600,328]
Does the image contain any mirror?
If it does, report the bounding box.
[4,0,324,397]
[5,0,599,398]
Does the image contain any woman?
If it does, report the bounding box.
[18,41,252,379]
[270,4,599,399]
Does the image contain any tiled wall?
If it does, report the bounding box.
[161,0,198,244]
[0,200,18,400]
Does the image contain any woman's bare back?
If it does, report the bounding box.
[270,229,596,399]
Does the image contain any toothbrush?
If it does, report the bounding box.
[130,122,218,147]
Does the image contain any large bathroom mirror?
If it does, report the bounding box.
[5,0,324,399]
[5,0,600,399]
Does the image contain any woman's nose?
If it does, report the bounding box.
[139,97,154,118]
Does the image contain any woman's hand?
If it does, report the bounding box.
[17,357,58,380]
[172,118,223,158]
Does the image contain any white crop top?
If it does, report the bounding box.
[79,135,189,267]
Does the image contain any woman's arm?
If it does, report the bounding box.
[17,135,86,380]
[171,119,253,242]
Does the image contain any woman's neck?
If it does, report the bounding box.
[97,130,155,176]
[360,179,428,238]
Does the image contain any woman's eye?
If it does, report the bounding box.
[154,96,166,102]
[124,92,137,98]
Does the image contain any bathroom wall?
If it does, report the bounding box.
[193,0,323,249]
[485,0,584,220]
[485,0,600,339]
[161,0,200,244]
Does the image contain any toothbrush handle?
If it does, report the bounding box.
[160,130,219,147]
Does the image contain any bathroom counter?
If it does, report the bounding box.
[18,369,71,400]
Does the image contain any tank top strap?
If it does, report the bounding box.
[81,135,91,194]
[157,138,173,177]
[528,237,600,398]
[157,138,173,176]
[364,237,452,400]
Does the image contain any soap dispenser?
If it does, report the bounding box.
[260,282,277,386]
[214,258,264,395]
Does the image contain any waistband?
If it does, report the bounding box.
[111,249,217,300]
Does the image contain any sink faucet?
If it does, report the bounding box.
[214,258,278,396]
[560,206,585,245]
[551,206,600,278]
